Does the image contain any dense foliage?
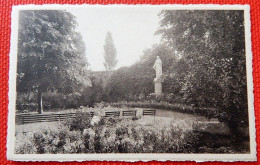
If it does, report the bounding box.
[158,10,248,134]
[15,112,248,154]
[17,10,90,113]
[105,44,176,102]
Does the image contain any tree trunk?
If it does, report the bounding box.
[37,90,43,114]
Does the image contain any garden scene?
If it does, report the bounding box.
[15,9,250,154]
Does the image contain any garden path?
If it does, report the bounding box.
[139,109,230,135]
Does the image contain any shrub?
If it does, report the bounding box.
[64,111,91,132]
[31,126,72,154]
[16,113,246,154]
[15,132,36,154]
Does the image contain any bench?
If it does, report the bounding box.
[105,111,120,117]
[90,112,94,117]
[122,110,137,117]
[142,109,156,122]
[86,112,94,118]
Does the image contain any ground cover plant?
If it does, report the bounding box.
[15,111,249,154]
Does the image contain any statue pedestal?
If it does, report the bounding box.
[154,78,162,96]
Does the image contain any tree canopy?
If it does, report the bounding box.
[156,10,247,130]
[17,10,90,113]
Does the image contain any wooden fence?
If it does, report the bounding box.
[122,110,137,117]
[16,109,155,124]
[16,112,94,124]
[105,111,120,117]
[142,109,156,122]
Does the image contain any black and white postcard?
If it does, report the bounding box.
[7,5,256,162]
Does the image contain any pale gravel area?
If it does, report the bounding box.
[15,121,62,134]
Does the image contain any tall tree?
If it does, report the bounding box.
[103,32,117,71]
[156,10,247,136]
[17,10,90,114]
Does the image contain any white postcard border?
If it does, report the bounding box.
[7,4,257,162]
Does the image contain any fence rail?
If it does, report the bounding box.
[142,109,156,122]
[16,109,156,124]
[16,112,94,124]
[105,111,120,117]
[142,109,156,116]
[122,110,137,117]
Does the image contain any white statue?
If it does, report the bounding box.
[153,56,162,81]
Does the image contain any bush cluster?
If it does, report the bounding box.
[15,112,246,154]
[16,86,104,112]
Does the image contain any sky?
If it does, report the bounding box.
[67,7,162,71]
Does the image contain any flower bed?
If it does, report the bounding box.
[15,111,248,154]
